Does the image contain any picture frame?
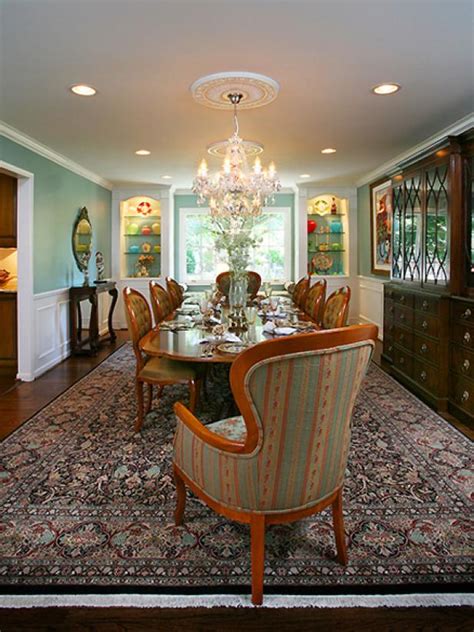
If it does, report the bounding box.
[370,179,392,276]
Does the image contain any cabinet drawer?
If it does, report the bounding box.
[450,345,474,379]
[415,294,440,316]
[393,346,413,376]
[394,326,413,352]
[450,374,474,417]
[384,320,395,340]
[385,287,394,300]
[414,334,439,365]
[393,291,414,309]
[451,323,474,350]
[383,336,394,361]
[394,305,414,328]
[413,359,440,395]
[413,311,439,338]
[384,299,395,319]
[451,301,474,326]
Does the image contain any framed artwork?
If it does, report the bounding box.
[370,179,392,276]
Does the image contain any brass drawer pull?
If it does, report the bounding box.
[462,359,470,372]
[420,371,427,382]
[399,333,405,342]
[461,390,470,403]
[462,308,472,319]
[388,345,393,353]
[420,343,428,353]
[400,296,405,304]
[400,313,405,321]
[422,300,429,310]
[399,357,405,365]
[389,305,394,313]
[421,320,428,330]
[464,331,471,344]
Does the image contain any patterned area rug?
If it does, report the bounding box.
[0,344,472,592]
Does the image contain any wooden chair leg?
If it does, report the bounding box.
[189,379,200,413]
[174,466,186,526]
[332,488,348,565]
[145,383,153,414]
[135,380,145,432]
[250,514,266,606]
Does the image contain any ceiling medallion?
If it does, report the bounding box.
[207,139,264,158]
[190,71,279,110]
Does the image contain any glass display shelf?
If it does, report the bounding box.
[123,234,161,237]
[312,232,345,236]
[124,251,161,255]
[308,212,345,217]
[123,214,160,219]
[308,249,346,253]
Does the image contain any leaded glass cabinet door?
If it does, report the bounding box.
[403,174,422,282]
[424,163,449,286]
[391,181,403,280]
[465,154,474,289]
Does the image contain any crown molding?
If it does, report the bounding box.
[356,112,474,188]
[0,121,113,190]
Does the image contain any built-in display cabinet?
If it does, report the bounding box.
[111,186,172,328]
[382,129,474,428]
[297,186,358,321]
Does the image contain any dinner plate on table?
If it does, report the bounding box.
[217,342,248,354]
[273,326,298,336]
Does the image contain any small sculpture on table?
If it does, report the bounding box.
[95,251,106,283]
[78,251,91,286]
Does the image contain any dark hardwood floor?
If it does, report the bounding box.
[0,605,473,631]
[0,335,471,629]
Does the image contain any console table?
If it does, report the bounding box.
[69,282,118,356]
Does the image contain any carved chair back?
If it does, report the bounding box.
[321,286,351,329]
[150,281,173,325]
[216,271,262,300]
[292,275,310,308]
[304,278,327,323]
[166,276,184,309]
[123,287,152,372]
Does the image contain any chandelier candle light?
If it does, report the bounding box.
[192,93,281,218]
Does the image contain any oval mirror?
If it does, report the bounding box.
[72,207,93,272]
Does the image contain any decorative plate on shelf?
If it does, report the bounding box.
[313,199,329,215]
[141,242,152,253]
[137,201,153,216]
[311,253,333,271]
[0,269,10,285]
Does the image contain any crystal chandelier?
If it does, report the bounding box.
[192,93,281,218]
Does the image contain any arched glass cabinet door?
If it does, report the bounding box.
[72,207,93,277]
[424,163,449,286]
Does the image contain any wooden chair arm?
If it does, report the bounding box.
[174,401,246,453]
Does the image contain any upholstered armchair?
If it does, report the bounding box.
[123,287,200,431]
[303,278,327,324]
[173,324,377,604]
[321,286,351,329]
[291,275,310,309]
[166,276,185,310]
[216,271,262,302]
[149,281,174,326]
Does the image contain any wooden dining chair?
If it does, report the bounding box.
[216,271,262,301]
[172,324,377,605]
[291,275,310,309]
[149,281,174,326]
[123,287,200,431]
[304,278,327,324]
[166,276,184,310]
[321,286,351,329]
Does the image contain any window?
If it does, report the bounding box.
[180,207,291,284]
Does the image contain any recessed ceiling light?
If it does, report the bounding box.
[135,149,151,156]
[299,174,311,178]
[70,84,97,96]
[161,175,172,179]
[372,83,401,95]
[321,148,337,154]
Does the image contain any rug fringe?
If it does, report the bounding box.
[1,593,473,609]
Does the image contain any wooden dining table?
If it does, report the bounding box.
[140,300,315,364]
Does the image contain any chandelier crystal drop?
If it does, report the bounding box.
[192,93,281,218]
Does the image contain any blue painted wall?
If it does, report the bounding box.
[0,136,112,293]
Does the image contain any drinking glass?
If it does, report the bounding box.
[263,281,272,299]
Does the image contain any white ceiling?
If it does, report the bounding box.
[1,0,473,188]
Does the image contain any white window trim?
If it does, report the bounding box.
[179,206,292,285]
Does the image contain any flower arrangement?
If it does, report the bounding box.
[135,254,155,277]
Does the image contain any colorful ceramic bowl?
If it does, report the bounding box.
[129,245,140,254]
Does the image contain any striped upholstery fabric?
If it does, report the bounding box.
[174,340,374,513]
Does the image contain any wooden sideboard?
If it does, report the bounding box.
[69,282,118,356]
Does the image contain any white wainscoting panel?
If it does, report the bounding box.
[357,275,388,339]
[33,287,112,379]
[34,288,70,378]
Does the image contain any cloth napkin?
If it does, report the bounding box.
[199,332,242,344]
[263,321,297,336]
